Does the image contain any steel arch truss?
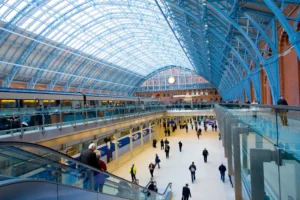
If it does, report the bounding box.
[155,0,300,104]
[1,1,300,100]
[0,0,193,95]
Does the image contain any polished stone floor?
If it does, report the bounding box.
[112,122,235,200]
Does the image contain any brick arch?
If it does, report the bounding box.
[278,29,300,105]
[250,80,256,103]
[260,67,273,104]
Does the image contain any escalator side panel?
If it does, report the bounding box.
[0,179,128,200]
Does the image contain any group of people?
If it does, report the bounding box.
[245,95,289,126]
[79,143,107,192]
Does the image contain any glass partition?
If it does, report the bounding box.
[215,104,300,200]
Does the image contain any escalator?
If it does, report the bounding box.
[0,142,172,200]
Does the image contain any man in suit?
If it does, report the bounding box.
[79,143,101,169]
[182,184,192,200]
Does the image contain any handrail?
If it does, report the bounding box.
[0,141,171,196]
[218,103,300,111]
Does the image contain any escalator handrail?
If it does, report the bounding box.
[0,178,131,199]
[0,141,172,196]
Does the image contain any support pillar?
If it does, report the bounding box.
[232,126,249,200]
[113,132,119,165]
[225,117,237,177]
[140,125,144,149]
[242,133,248,171]
[129,128,133,158]
[149,122,152,142]
[155,120,159,139]
[250,148,281,200]
[255,133,263,148]
[296,163,300,200]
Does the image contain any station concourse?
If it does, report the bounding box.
[1,1,300,200]
[112,121,235,200]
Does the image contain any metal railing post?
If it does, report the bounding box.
[232,126,249,200]
[250,148,281,200]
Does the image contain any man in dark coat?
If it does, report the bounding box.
[219,163,227,182]
[79,143,100,169]
[165,145,170,158]
[202,148,209,163]
[277,95,289,126]
[185,124,188,133]
[79,143,101,190]
[179,141,183,152]
[197,128,202,139]
[160,139,164,150]
[182,184,192,200]
[189,162,197,183]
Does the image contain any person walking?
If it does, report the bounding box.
[215,124,218,131]
[204,124,207,132]
[167,128,170,136]
[277,95,288,126]
[164,128,168,137]
[179,141,183,152]
[164,138,169,146]
[165,145,170,158]
[202,148,209,163]
[149,162,155,178]
[219,163,227,182]
[152,138,157,148]
[130,164,137,182]
[189,162,197,183]
[155,154,161,169]
[160,139,164,150]
[185,124,188,133]
[182,184,192,200]
[197,128,202,139]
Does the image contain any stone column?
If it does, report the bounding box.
[113,132,119,165]
[140,125,144,149]
[129,128,133,157]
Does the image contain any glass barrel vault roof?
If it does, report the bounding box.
[0,0,193,76]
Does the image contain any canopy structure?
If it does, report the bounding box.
[0,0,300,102]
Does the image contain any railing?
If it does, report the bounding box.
[0,141,172,200]
[215,103,300,200]
[165,103,214,110]
[0,105,166,137]
[136,83,215,92]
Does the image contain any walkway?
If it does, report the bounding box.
[112,122,235,200]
